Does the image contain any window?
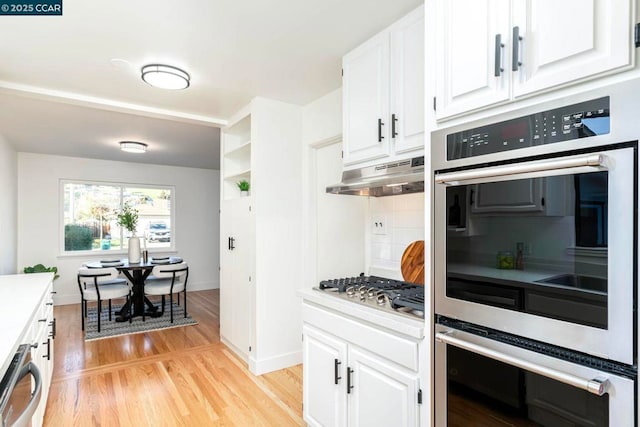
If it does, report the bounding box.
[62,181,174,253]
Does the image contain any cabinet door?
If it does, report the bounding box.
[220,198,253,358]
[343,32,391,165]
[512,0,632,97]
[231,197,253,358]
[390,6,425,154]
[303,325,348,427]
[348,346,419,427]
[219,200,233,342]
[435,0,511,119]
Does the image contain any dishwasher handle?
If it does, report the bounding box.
[12,362,42,427]
[435,331,609,396]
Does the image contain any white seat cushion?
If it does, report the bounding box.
[81,278,127,287]
[144,279,185,296]
[83,283,130,301]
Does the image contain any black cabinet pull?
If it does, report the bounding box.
[43,338,51,361]
[377,118,384,142]
[347,367,354,394]
[512,26,522,71]
[228,237,235,251]
[334,359,342,385]
[50,318,56,339]
[391,114,398,138]
[494,34,504,76]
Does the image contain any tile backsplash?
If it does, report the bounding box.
[369,193,425,278]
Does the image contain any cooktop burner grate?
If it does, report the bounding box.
[388,288,425,312]
[318,275,425,317]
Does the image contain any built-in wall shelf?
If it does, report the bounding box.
[222,112,252,200]
[225,140,251,156]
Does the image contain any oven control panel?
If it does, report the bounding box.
[447,97,610,160]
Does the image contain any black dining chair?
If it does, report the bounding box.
[143,263,189,323]
[77,267,132,332]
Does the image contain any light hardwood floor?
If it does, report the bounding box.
[45,290,303,426]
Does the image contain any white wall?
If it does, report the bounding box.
[0,135,17,275]
[368,193,425,280]
[17,153,220,305]
[301,88,368,289]
[302,88,343,145]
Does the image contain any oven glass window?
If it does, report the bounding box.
[446,172,608,329]
[446,346,610,426]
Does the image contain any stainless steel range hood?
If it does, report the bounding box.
[326,156,424,197]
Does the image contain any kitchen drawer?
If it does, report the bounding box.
[302,301,419,371]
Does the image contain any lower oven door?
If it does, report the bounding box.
[434,324,635,427]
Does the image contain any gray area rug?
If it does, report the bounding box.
[85,302,197,341]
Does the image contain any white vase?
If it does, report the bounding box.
[241,190,249,197]
[128,236,141,263]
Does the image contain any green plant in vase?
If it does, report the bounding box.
[237,180,250,196]
[116,203,139,235]
[116,203,142,262]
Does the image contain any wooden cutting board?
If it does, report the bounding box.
[401,240,425,285]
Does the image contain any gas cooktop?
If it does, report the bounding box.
[317,275,425,319]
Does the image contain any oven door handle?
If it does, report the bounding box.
[435,153,606,185]
[12,361,43,427]
[435,331,610,396]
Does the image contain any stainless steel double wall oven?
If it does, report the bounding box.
[432,80,639,426]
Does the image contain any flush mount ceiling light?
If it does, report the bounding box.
[119,141,148,154]
[141,64,190,90]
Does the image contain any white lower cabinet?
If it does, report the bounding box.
[303,325,348,427]
[31,281,55,427]
[348,346,419,427]
[303,318,421,427]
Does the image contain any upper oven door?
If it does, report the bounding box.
[434,145,636,365]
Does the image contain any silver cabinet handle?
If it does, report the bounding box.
[435,331,609,396]
[435,153,605,185]
[13,361,43,427]
[512,26,523,71]
[494,34,504,76]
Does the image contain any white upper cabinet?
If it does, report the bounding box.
[435,0,511,119]
[435,0,633,120]
[512,0,632,97]
[343,32,391,164]
[391,8,425,155]
[343,5,425,166]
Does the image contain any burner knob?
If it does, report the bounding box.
[366,288,378,299]
[346,286,356,297]
[376,294,387,306]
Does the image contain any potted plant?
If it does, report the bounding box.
[116,204,141,263]
[24,264,59,280]
[237,180,250,196]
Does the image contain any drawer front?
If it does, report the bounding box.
[303,302,419,371]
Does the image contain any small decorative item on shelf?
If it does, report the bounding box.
[116,203,141,263]
[237,179,250,197]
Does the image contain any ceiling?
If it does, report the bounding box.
[0,0,422,169]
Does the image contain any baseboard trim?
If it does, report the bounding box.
[249,350,302,375]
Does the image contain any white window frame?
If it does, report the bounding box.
[59,179,176,256]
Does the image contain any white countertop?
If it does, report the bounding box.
[0,273,53,378]
[297,288,425,339]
